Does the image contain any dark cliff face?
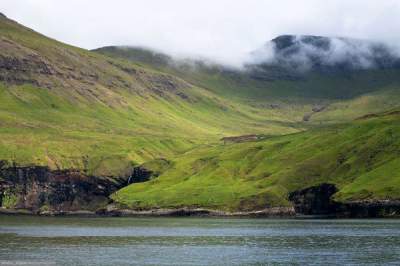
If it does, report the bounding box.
[288,183,339,215]
[0,163,127,213]
[0,43,56,88]
[288,183,400,218]
[128,166,154,184]
[127,158,172,185]
[0,158,171,215]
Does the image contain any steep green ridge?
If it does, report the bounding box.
[95,46,400,123]
[94,45,400,100]
[0,15,301,175]
[113,111,400,211]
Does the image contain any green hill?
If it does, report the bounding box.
[112,111,400,211]
[95,45,400,124]
[1,14,400,214]
[0,14,301,176]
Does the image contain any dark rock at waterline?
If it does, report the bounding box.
[289,183,400,218]
[337,200,400,218]
[94,206,296,217]
[0,162,127,213]
[289,183,339,215]
[2,163,400,218]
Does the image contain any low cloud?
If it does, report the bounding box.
[2,0,400,68]
[245,35,400,71]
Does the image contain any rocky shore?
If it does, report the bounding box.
[0,162,128,213]
[289,183,400,218]
[1,201,400,218]
[0,206,296,218]
[1,164,399,218]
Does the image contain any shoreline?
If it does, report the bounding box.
[0,206,296,218]
[1,205,400,219]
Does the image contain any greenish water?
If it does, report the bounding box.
[0,216,400,265]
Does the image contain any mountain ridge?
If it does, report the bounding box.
[95,34,400,72]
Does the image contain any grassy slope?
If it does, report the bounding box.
[0,16,301,176]
[113,111,400,211]
[2,16,400,211]
[95,47,400,122]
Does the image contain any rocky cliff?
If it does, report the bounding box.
[0,161,127,214]
[289,183,400,218]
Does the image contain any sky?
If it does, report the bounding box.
[2,0,400,66]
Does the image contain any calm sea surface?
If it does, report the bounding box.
[0,216,399,265]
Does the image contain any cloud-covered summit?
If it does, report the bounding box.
[96,34,400,77]
[246,35,400,72]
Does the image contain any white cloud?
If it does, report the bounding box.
[2,0,400,67]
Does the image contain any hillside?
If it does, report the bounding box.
[113,111,400,211]
[0,14,301,175]
[1,14,400,215]
[95,37,400,124]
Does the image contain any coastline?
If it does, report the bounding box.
[2,202,400,218]
[0,206,296,218]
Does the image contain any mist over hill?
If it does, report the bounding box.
[96,34,400,74]
[95,35,400,101]
[247,35,400,72]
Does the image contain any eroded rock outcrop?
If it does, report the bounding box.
[0,38,58,88]
[289,183,339,215]
[289,183,400,217]
[127,158,171,184]
[0,163,127,214]
[128,166,154,184]
[338,200,400,218]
